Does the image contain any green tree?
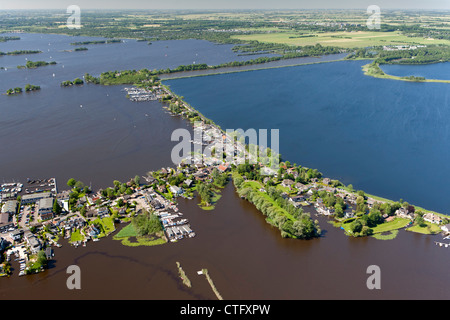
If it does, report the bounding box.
[53,199,62,215]
[350,219,363,234]
[67,178,76,188]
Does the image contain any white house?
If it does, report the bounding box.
[169,185,183,196]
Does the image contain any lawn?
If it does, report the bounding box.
[231,31,450,48]
[406,223,442,235]
[340,217,411,237]
[70,229,84,243]
[371,217,411,234]
[113,222,167,247]
[114,223,136,238]
[91,216,115,237]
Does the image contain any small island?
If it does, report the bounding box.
[61,78,84,87]
[0,50,42,56]
[70,39,122,45]
[17,60,57,69]
[5,84,40,95]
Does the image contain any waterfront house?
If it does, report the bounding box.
[395,207,415,220]
[24,230,41,254]
[423,212,442,224]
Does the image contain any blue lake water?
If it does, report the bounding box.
[381,62,450,80]
[166,60,450,214]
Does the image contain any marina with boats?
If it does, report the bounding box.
[123,86,162,102]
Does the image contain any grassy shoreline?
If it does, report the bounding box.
[362,62,450,84]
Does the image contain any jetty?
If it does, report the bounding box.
[434,241,450,248]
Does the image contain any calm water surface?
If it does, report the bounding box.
[381,62,450,80]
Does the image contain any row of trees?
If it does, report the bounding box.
[0,50,41,55]
[233,168,321,240]
[99,176,140,200]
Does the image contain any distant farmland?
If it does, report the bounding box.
[231,31,450,48]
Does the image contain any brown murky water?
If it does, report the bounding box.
[2,183,449,300]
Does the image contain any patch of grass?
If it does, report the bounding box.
[91,216,115,238]
[406,223,442,235]
[114,223,136,238]
[119,236,166,247]
[372,230,399,240]
[114,223,166,246]
[176,262,192,288]
[70,229,84,242]
[371,217,411,234]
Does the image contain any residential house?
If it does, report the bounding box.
[423,212,442,225]
[294,183,308,193]
[281,179,295,188]
[184,179,193,188]
[395,207,415,220]
[170,185,183,196]
[24,230,41,254]
[217,163,230,173]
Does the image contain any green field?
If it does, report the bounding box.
[232,31,450,48]
[406,223,442,235]
[113,222,166,247]
[340,217,411,238]
[371,217,411,234]
[91,216,115,238]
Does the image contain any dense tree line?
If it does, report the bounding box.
[233,165,321,239]
[0,50,42,55]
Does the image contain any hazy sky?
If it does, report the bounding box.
[0,0,449,10]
